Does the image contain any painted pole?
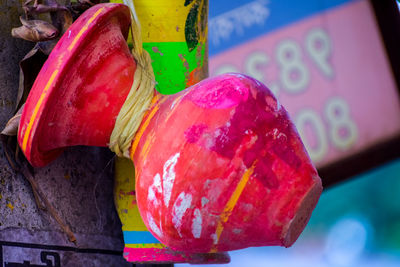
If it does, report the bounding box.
[136,0,209,93]
[113,0,230,263]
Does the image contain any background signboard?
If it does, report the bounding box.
[208,0,400,185]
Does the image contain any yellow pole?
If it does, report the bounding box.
[113,0,229,263]
[135,0,208,93]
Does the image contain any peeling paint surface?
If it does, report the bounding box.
[163,152,180,207]
[147,173,162,207]
[192,208,202,238]
[134,73,321,252]
[172,192,192,237]
[147,212,163,238]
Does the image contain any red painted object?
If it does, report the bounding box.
[18,3,134,167]
[131,74,322,252]
[17,3,322,254]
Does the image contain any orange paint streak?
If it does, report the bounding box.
[68,7,104,51]
[129,94,166,159]
[139,132,154,161]
[129,105,159,159]
[210,163,256,252]
[150,93,161,105]
[22,70,59,154]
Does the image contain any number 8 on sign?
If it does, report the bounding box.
[325,97,358,150]
[276,40,310,94]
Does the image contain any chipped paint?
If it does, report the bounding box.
[147,212,162,237]
[178,53,190,71]
[147,186,157,206]
[151,46,164,56]
[153,173,162,191]
[163,152,180,207]
[211,233,218,244]
[147,173,162,207]
[192,208,202,238]
[172,191,192,237]
[201,197,209,207]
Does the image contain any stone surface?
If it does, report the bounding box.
[0,0,31,126]
[0,1,132,265]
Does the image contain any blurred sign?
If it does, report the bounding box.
[209,0,400,169]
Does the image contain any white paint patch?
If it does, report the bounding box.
[163,152,180,207]
[211,233,218,245]
[201,197,209,207]
[147,186,157,204]
[192,208,202,238]
[68,30,71,38]
[153,173,162,191]
[277,132,287,141]
[147,173,162,207]
[272,128,279,138]
[214,128,222,138]
[147,212,162,238]
[172,192,192,237]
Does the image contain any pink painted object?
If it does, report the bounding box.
[18,3,134,167]
[132,73,322,252]
[123,247,230,263]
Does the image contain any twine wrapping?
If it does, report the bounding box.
[109,2,155,158]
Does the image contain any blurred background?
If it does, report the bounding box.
[181,0,400,266]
